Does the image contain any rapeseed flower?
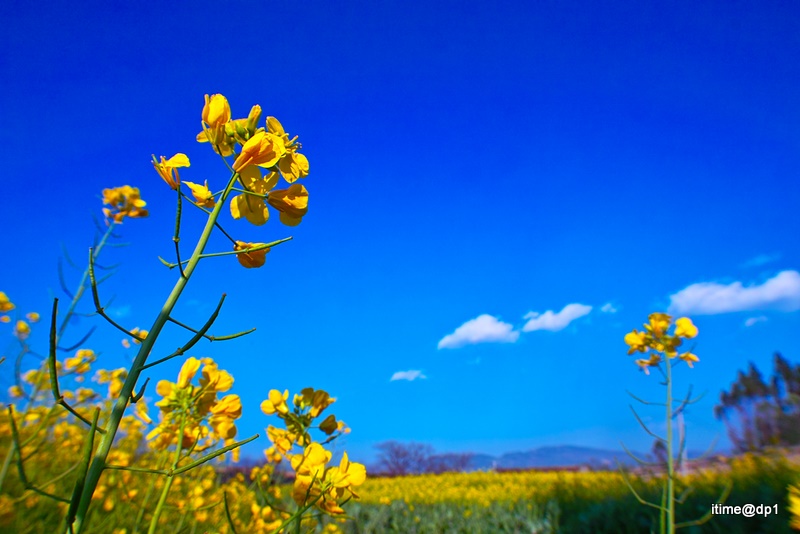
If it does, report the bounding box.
[234,241,269,268]
[674,317,698,338]
[232,130,286,172]
[267,184,309,226]
[0,292,14,313]
[183,180,216,208]
[229,167,277,226]
[102,185,148,223]
[152,153,190,190]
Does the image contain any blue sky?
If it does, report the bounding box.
[2,1,799,464]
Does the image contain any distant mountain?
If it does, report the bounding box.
[466,445,644,471]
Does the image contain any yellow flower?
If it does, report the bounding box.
[200,358,234,392]
[229,167,278,226]
[267,116,309,183]
[234,241,269,269]
[197,94,240,156]
[14,320,30,341]
[674,317,698,339]
[232,130,286,172]
[789,484,800,530]
[624,330,647,355]
[152,153,190,190]
[183,180,216,208]
[279,152,310,183]
[177,357,201,388]
[8,385,23,398]
[647,313,671,336]
[291,442,331,504]
[211,394,242,419]
[102,186,149,224]
[155,379,173,398]
[267,184,309,226]
[25,312,40,323]
[130,327,148,345]
[96,368,128,398]
[267,426,294,455]
[202,93,231,128]
[64,349,96,374]
[327,452,366,493]
[135,401,152,425]
[0,316,9,323]
[261,389,290,415]
[0,292,15,313]
[209,415,237,440]
[296,388,335,418]
[679,352,699,368]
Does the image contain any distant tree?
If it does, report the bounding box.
[374,441,434,476]
[714,353,800,452]
[374,442,474,476]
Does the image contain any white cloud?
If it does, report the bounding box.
[741,253,781,269]
[600,303,618,314]
[668,270,800,315]
[437,314,519,349]
[521,303,592,332]
[744,316,768,327]
[390,370,427,381]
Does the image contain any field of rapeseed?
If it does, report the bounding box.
[345,452,799,533]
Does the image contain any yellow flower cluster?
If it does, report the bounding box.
[0,291,40,333]
[624,313,699,374]
[147,357,241,455]
[0,291,15,323]
[152,94,310,269]
[261,387,364,515]
[102,185,149,224]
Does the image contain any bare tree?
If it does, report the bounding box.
[374,441,434,476]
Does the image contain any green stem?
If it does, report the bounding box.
[665,359,674,534]
[148,409,188,534]
[72,171,239,533]
[0,443,14,495]
[133,452,170,534]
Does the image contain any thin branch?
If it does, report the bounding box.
[170,434,258,476]
[104,464,168,476]
[88,248,146,341]
[131,378,149,403]
[165,316,256,343]
[57,327,97,353]
[58,259,75,299]
[629,405,666,443]
[627,390,666,406]
[620,440,660,467]
[174,183,186,279]
[158,237,293,269]
[140,294,228,371]
[616,460,663,511]
[48,298,107,433]
[61,243,79,269]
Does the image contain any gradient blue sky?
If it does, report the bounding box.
[2,1,799,463]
